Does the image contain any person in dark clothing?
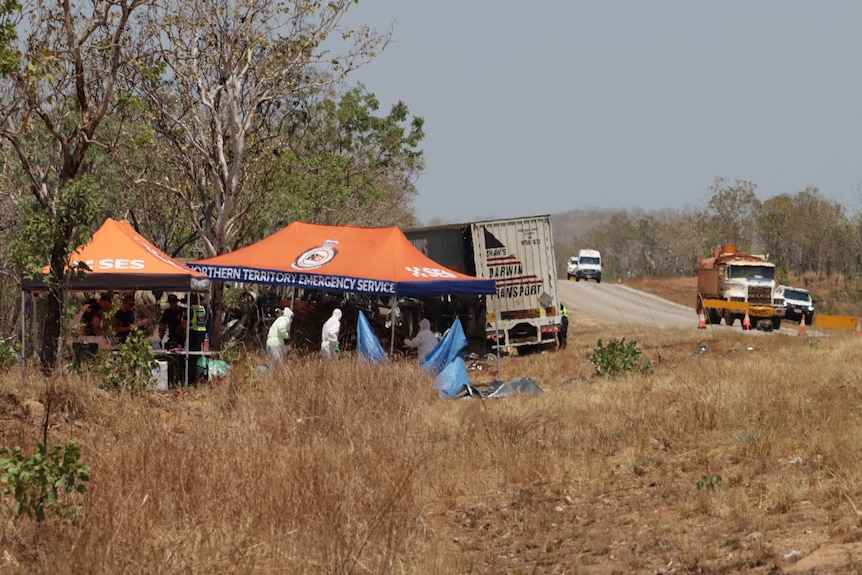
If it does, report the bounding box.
[113,294,148,344]
[98,292,113,313]
[159,294,187,349]
[77,293,112,335]
[76,298,112,356]
[81,299,104,338]
[558,304,569,350]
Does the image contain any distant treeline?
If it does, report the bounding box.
[552,178,862,286]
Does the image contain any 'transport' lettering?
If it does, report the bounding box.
[498,284,543,298]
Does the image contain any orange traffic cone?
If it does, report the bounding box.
[742,309,752,330]
[617,277,622,284]
[855,317,862,339]
[697,310,707,329]
[798,315,807,336]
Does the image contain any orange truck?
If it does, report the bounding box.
[696,245,786,329]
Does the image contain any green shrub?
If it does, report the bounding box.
[0,442,90,523]
[694,474,723,491]
[0,339,17,372]
[96,327,157,392]
[590,338,651,378]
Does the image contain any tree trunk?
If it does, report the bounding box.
[40,243,67,372]
[210,282,225,351]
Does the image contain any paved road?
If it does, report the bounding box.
[557,279,808,334]
[558,280,696,329]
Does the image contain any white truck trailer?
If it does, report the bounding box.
[404,215,563,353]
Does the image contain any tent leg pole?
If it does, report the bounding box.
[494,296,501,381]
[185,292,191,387]
[389,298,396,358]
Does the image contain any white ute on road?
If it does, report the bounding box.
[567,249,602,283]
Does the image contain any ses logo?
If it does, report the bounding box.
[77,259,146,270]
[291,239,339,271]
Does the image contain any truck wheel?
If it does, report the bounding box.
[575,277,580,282]
[708,309,721,324]
[772,318,782,330]
[596,278,601,284]
[726,315,736,327]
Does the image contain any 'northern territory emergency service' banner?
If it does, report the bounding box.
[189,265,397,294]
[189,222,496,297]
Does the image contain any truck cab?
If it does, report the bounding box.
[568,249,602,283]
[697,245,785,328]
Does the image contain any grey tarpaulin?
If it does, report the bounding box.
[485,377,544,398]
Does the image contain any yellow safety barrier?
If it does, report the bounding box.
[700,300,859,333]
[701,299,749,311]
[814,314,856,331]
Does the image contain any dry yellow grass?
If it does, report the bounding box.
[3,322,862,574]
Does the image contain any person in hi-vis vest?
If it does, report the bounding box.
[187,294,209,382]
[189,294,209,352]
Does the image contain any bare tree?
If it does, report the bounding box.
[0,0,148,369]
[124,0,391,347]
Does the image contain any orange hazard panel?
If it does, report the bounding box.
[701,299,749,312]
[813,315,856,331]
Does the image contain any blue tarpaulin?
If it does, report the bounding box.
[420,318,471,397]
[420,318,467,375]
[356,310,388,363]
[433,356,472,399]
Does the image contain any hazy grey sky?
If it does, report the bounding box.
[343,1,862,225]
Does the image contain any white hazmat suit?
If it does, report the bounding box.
[321,308,342,360]
[404,318,438,362]
[266,307,293,370]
